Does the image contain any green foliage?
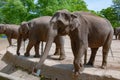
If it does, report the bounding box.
[99,0,120,27]
[20,0,38,20]
[0,0,27,24]
[0,0,88,24]
[36,0,88,16]
[112,0,120,7]
[0,0,119,28]
[113,0,120,23]
[0,0,36,24]
[100,7,118,27]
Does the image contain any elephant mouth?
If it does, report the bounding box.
[62,31,69,35]
[58,29,68,36]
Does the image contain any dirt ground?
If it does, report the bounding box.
[0,36,120,80]
[0,38,9,51]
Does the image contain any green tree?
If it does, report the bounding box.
[99,0,120,27]
[112,0,120,24]
[100,7,118,27]
[36,0,88,16]
[0,0,88,24]
[0,0,28,24]
[0,0,37,24]
[20,0,37,20]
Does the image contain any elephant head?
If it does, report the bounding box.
[0,24,6,34]
[50,10,81,36]
[19,22,30,41]
[35,10,81,69]
[17,21,31,55]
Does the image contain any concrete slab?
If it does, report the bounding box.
[0,72,25,80]
[1,36,120,80]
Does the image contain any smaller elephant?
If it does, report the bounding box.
[17,16,66,59]
[0,24,19,46]
[114,27,120,40]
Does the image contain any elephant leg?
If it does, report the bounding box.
[102,33,112,69]
[54,44,66,60]
[54,47,60,55]
[54,36,66,60]
[115,35,117,39]
[34,41,40,58]
[87,48,98,66]
[84,49,87,65]
[118,34,120,40]
[59,46,66,60]
[71,40,85,75]
[102,45,110,69]
[41,41,44,55]
[7,37,12,46]
[102,50,108,69]
[24,40,34,57]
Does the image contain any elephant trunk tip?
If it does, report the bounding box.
[32,68,41,77]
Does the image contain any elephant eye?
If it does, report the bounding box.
[64,14,70,20]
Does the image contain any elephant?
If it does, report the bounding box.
[0,24,19,46]
[114,27,120,39]
[34,10,113,75]
[17,16,66,59]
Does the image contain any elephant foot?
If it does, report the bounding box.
[101,63,107,69]
[74,67,84,76]
[34,54,40,58]
[54,52,60,55]
[24,53,30,57]
[17,52,20,56]
[59,54,66,60]
[101,65,107,69]
[86,62,94,67]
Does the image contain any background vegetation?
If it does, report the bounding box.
[0,0,120,27]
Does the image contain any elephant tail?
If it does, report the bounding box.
[109,46,114,60]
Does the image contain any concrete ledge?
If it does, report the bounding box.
[0,72,25,80]
[2,51,37,72]
[1,47,120,80]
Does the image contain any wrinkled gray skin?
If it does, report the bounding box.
[35,10,113,75]
[114,27,120,39]
[0,24,19,46]
[17,16,65,59]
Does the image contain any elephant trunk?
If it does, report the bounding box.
[35,27,57,69]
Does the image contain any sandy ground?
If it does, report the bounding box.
[0,38,9,51]
[0,36,120,80]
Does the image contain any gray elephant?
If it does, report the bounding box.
[34,10,113,75]
[114,27,120,39]
[0,24,19,46]
[17,16,65,59]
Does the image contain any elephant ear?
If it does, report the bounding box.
[20,22,29,34]
[27,22,33,28]
[2,25,7,32]
[0,24,6,32]
[69,14,80,31]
